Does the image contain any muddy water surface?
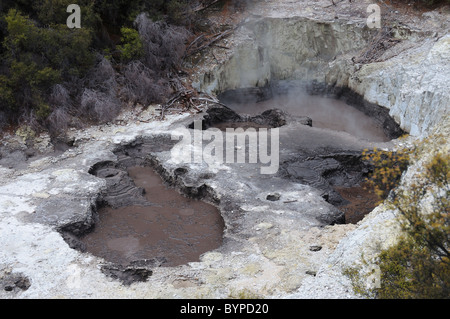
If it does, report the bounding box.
[227,94,389,142]
[81,166,224,267]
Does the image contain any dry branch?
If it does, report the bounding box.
[185,29,233,57]
[192,96,233,111]
[353,27,401,64]
[159,90,234,120]
[323,0,346,8]
[193,0,222,12]
[160,89,198,119]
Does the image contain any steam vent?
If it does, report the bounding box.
[0,0,448,302]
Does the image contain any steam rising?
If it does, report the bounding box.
[222,85,390,142]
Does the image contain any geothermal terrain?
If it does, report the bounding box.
[0,0,448,298]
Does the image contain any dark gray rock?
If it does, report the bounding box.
[305,270,317,276]
[100,262,154,286]
[28,198,97,236]
[266,193,281,201]
[247,109,287,128]
[0,271,31,293]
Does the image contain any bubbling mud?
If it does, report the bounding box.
[80,166,224,267]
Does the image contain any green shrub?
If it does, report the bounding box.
[346,143,449,299]
[362,147,411,202]
[0,9,94,119]
[117,27,144,62]
[377,151,449,298]
[0,0,195,133]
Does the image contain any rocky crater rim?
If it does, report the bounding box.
[54,121,356,285]
[46,92,394,283]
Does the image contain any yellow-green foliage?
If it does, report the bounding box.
[117,27,144,62]
[377,235,449,299]
[346,146,449,299]
[228,288,264,299]
[343,261,378,299]
[380,151,449,298]
[362,147,411,202]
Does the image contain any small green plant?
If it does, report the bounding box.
[116,27,144,62]
[343,261,379,299]
[228,288,264,299]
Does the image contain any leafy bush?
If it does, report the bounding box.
[346,137,449,299]
[0,9,94,121]
[117,27,144,62]
[35,0,99,28]
[362,147,411,201]
[0,0,200,135]
[377,151,449,298]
